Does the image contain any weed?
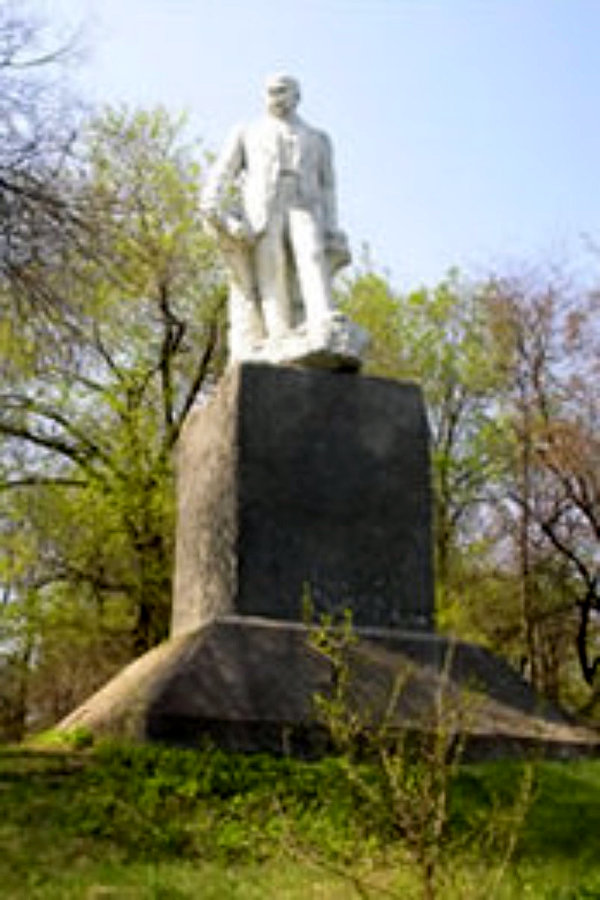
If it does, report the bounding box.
[306,613,535,899]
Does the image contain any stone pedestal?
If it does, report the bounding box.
[171,363,434,636]
[59,365,598,759]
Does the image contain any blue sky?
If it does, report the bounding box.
[45,0,600,290]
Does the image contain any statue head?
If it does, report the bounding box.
[264,73,300,118]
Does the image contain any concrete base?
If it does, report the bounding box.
[172,364,434,636]
[56,617,599,759]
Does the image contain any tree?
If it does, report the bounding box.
[482,273,600,702]
[0,107,227,731]
[0,4,83,315]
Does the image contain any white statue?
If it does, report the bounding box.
[202,74,367,368]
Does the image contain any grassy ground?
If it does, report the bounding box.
[1,742,600,899]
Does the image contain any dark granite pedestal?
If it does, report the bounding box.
[172,363,434,635]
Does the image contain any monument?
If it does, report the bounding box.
[55,76,599,759]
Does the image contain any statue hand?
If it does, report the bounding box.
[325,229,352,273]
[225,215,255,245]
[201,205,254,246]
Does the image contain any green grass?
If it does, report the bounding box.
[1,742,600,898]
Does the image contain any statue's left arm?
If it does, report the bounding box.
[317,131,339,236]
[317,130,351,272]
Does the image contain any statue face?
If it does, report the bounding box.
[265,77,299,118]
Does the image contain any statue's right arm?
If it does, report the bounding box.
[201,125,246,219]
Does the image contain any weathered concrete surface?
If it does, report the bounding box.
[56,617,600,759]
[172,369,239,630]
[171,364,433,636]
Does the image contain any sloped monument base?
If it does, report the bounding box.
[57,617,598,758]
[56,364,599,757]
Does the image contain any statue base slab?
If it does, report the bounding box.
[234,313,369,370]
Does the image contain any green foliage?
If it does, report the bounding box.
[307,614,538,899]
[1,105,228,733]
[32,725,94,750]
